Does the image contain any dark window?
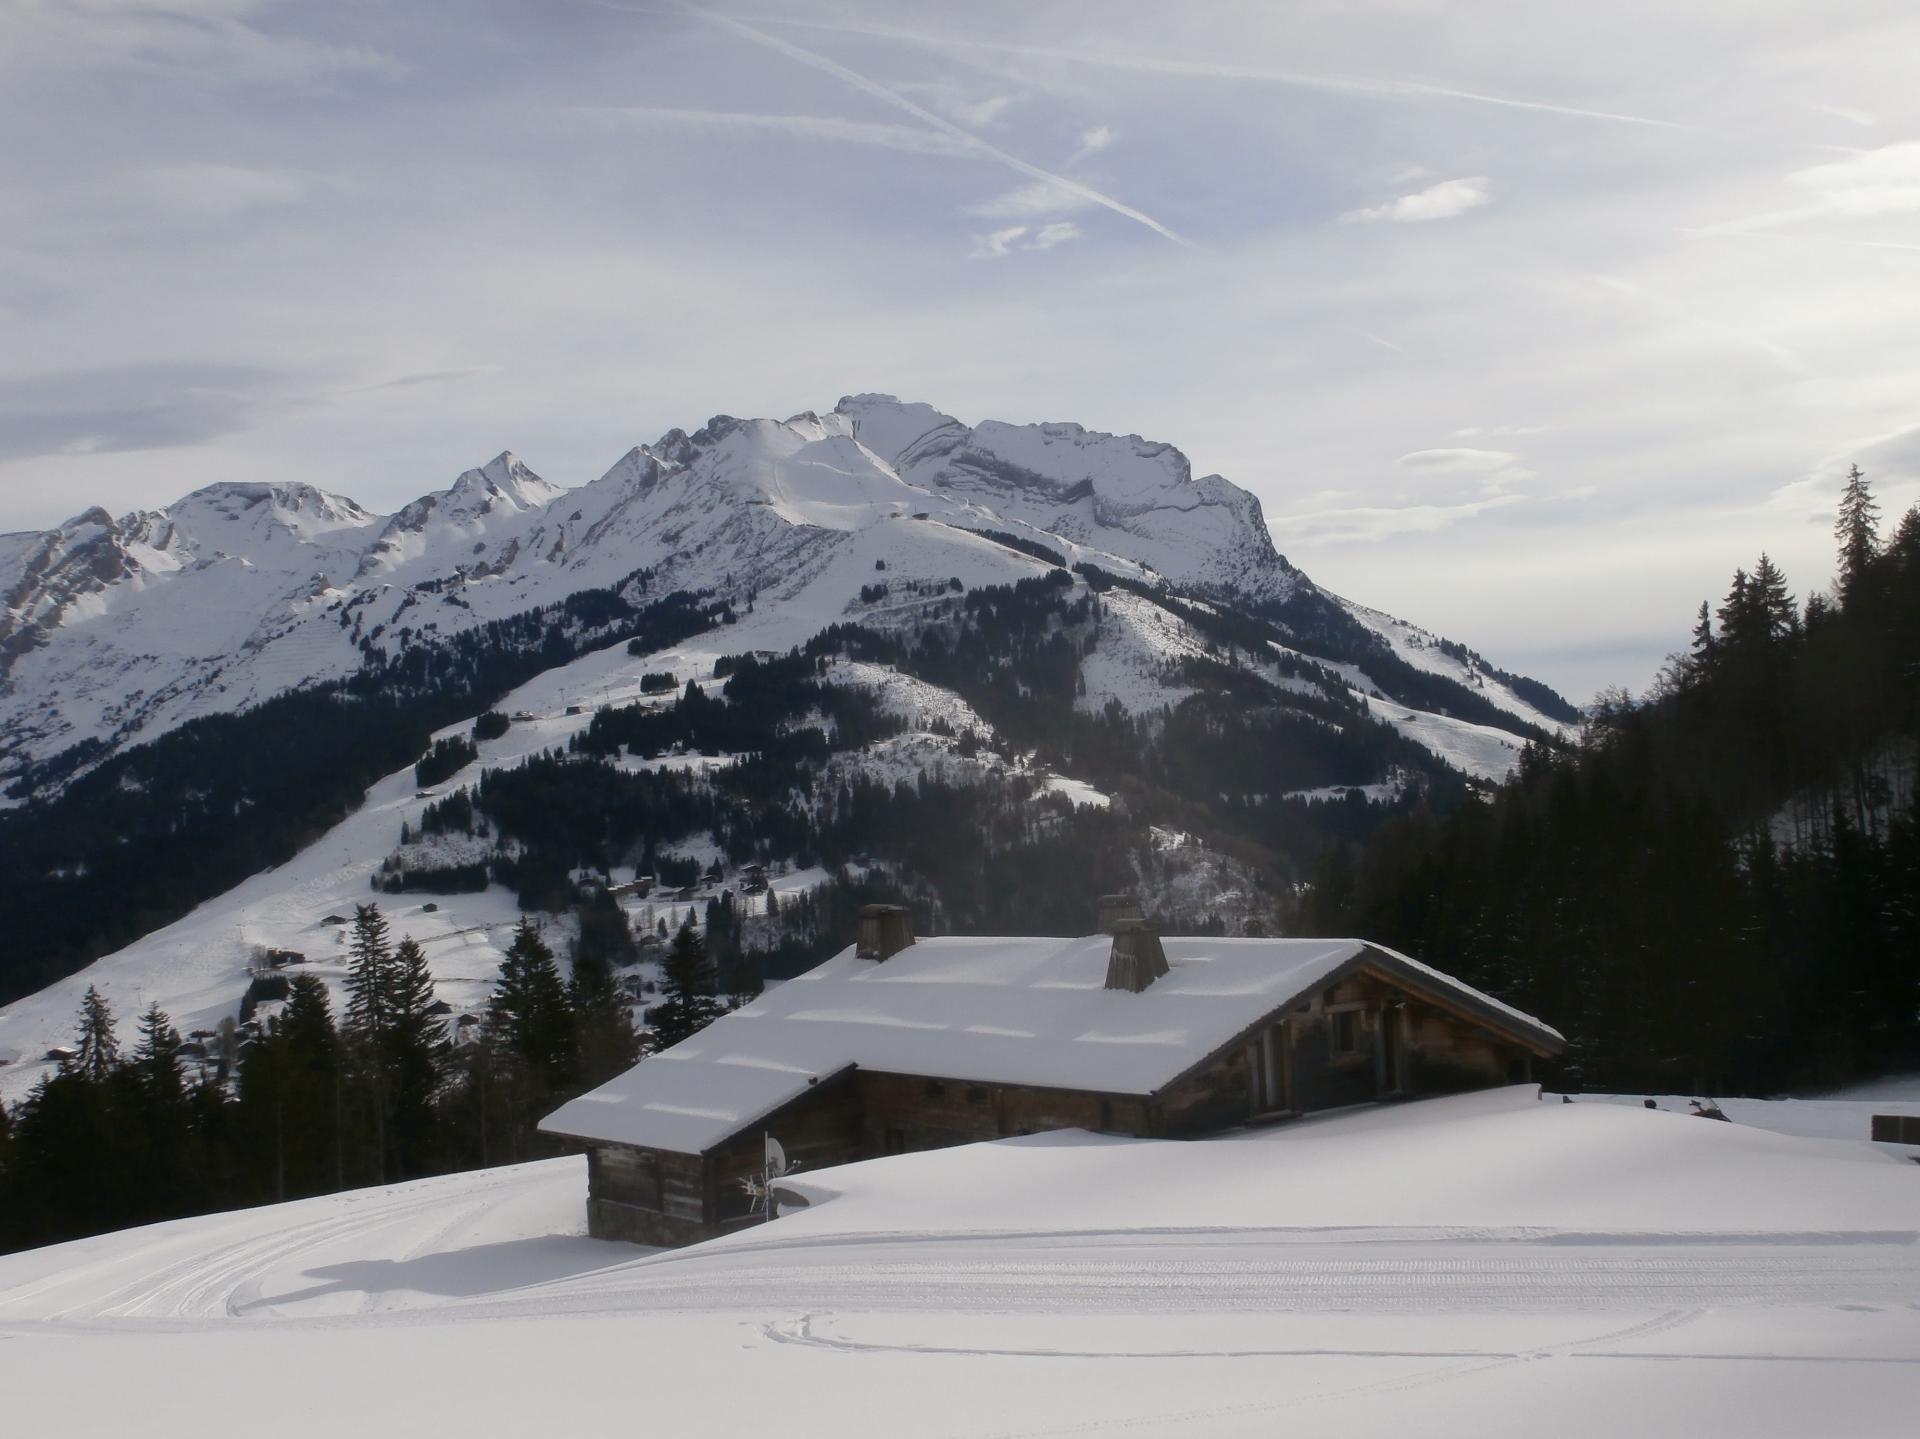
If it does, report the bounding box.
[1330,1009,1361,1056]
[966,1085,988,1104]
[924,1080,946,1098]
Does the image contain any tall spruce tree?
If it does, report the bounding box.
[1688,600,1716,674]
[130,1002,196,1216]
[344,902,394,1039]
[239,972,343,1201]
[487,919,576,1097]
[383,936,444,1177]
[133,1002,186,1105]
[1749,554,1798,642]
[646,920,723,1051]
[1835,464,1881,606]
[343,902,397,1182]
[569,940,639,1091]
[72,986,120,1082]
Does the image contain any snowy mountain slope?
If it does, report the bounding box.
[2,396,1547,790]
[4,512,1350,1100]
[4,1088,1918,1437]
[0,521,1074,1102]
[1358,692,1532,783]
[1337,595,1577,737]
[0,398,1582,1046]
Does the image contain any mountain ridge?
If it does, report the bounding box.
[0,395,1453,785]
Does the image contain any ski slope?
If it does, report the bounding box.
[3,1087,1916,1437]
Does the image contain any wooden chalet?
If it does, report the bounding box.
[541,903,1564,1247]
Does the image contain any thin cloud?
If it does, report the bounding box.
[1068,124,1115,164]
[1454,424,1549,439]
[676,3,1197,248]
[1698,140,1920,236]
[1273,494,1526,544]
[969,221,1082,259]
[1398,446,1519,472]
[1806,102,1876,128]
[967,180,1095,219]
[970,226,1028,260]
[0,362,295,461]
[1693,229,1920,255]
[1343,176,1491,224]
[12,0,403,87]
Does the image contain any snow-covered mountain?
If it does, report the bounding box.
[0,395,1544,789]
[0,396,1583,1084]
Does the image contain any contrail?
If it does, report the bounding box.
[739,13,1698,132]
[679,3,1197,248]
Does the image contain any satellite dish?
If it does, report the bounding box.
[765,1135,787,1179]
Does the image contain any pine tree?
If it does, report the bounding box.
[1688,600,1715,673]
[1834,464,1881,607]
[239,974,339,1201]
[133,1002,185,1104]
[1715,568,1756,651]
[645,920,724,1051]
[72,986,120,1082]
[1750,553,1798,642]
[384,936,444,1176]
[129,1002,196,1217]
[569,940,639,1090]
[345,903,394,1040]
[487,919,576,1091]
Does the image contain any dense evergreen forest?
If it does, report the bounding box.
[1305,472,1920,1094]
[0,904,648,1251]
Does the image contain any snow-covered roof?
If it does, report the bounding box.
[541,935,1564,1155]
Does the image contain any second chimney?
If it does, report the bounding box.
[1097,893,1144,935]
[856,904,915,962]
[1104,918,1169,992]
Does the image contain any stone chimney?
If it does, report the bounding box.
[856,904,915,962]
[1104,919,1169,993]
[1097,893,1144,935]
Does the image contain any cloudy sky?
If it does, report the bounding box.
[4,1,1919,701]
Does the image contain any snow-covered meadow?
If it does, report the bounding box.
[3,1086,1916,1437]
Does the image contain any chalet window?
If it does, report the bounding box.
[1329,1009,1362,1057]
[966,1085,988,1104]
[924,1080,946,1098]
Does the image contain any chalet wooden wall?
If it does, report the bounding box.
[579,961,1544,1246]
[586,1147,710,1246]
[705,1071,864,1231]
[1157,1046,1257,1137]
[854,1072,1154,1152]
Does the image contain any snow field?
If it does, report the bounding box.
[2,1087,1917,1437]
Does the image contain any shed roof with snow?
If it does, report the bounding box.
[540,934,1563,1157]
